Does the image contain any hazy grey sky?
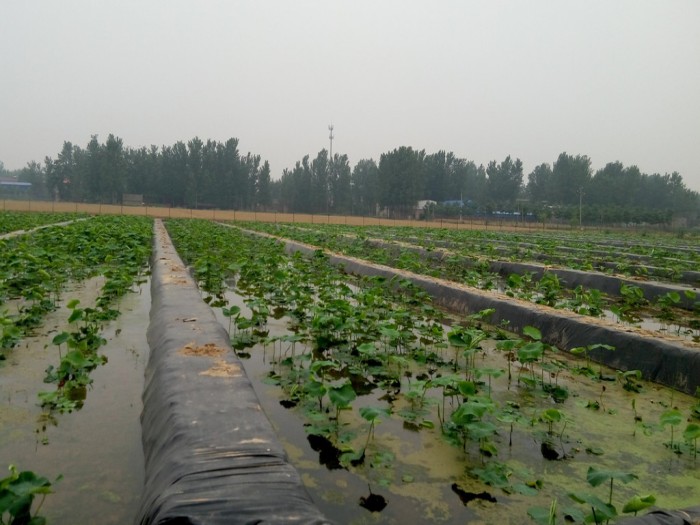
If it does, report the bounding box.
[2,1,699,190]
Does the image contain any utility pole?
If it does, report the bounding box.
[578,187,584,229]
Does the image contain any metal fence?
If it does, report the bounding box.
[1,198,677,233]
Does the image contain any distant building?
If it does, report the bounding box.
[122,193,144,206]
[415,199,436,219]
[0,178,32,197]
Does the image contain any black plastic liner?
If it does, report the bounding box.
[137,220,331,525]
[487,260,698,311]
[619,506,700,524]
[278,237,700,396]
[365,238,699,309]
[395,233,700,285]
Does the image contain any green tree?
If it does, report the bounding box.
[218,138,242,209]
[79,135,102,202]
[240,153,261,210]
[377,146,426,217]
[424,151,451,202]
[277,156,313,213]
[0,160,6,177]
[101,134,127,204]
[125,146,148,196]
[485,155,523,206]
[198,139,219,208]
[551,152,591,205]
[462,163,487,208]
[186,137,204,208]
[423,151,486,207]
[450,157,484,205]
[45,141,76,201]
[330,153,352,214]
[310,149,330,213]
[588,162,641,207]
[161,141,189,207]
[256,160,272,209]
[351,159,379,216]
[526,163,553,203]
[125,144,161,202]
[19,161,47,199]
[663,171,699,212]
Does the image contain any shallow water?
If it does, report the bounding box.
[7,261,690,524]
[213,297,480,524]
[212,286,700,525]
[0,279,150,524]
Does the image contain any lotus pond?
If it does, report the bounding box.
[238,222,700,346]
[2,212,699,525]
[1,214,152,524]
[166,218,700,525]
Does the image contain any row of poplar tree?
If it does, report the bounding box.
[6,135,699,223]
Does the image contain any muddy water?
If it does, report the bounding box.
[211,288,700,525]
[600,309,700,345]
[494,281,700,345]
[0,278,150,524]
[212,296,479,524]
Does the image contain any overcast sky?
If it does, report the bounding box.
[1,1,699,191]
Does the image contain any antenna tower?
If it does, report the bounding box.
[328,124,334,159]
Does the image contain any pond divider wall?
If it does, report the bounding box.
[364,238,699,309]
[138,220,331,524]
[451,234,700,282]
[619,506,700,524]
[250,231,700,396]
[484,257,697,310]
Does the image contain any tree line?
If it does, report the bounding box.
[272,147,698,224]
[5,135,271,210]
[3,136,698,224]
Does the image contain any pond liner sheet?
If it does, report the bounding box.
[427,234,700,272]
[364,238,699,309]
[270,236,700,396]
[137,220,331,525]
[619,506,700,525]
